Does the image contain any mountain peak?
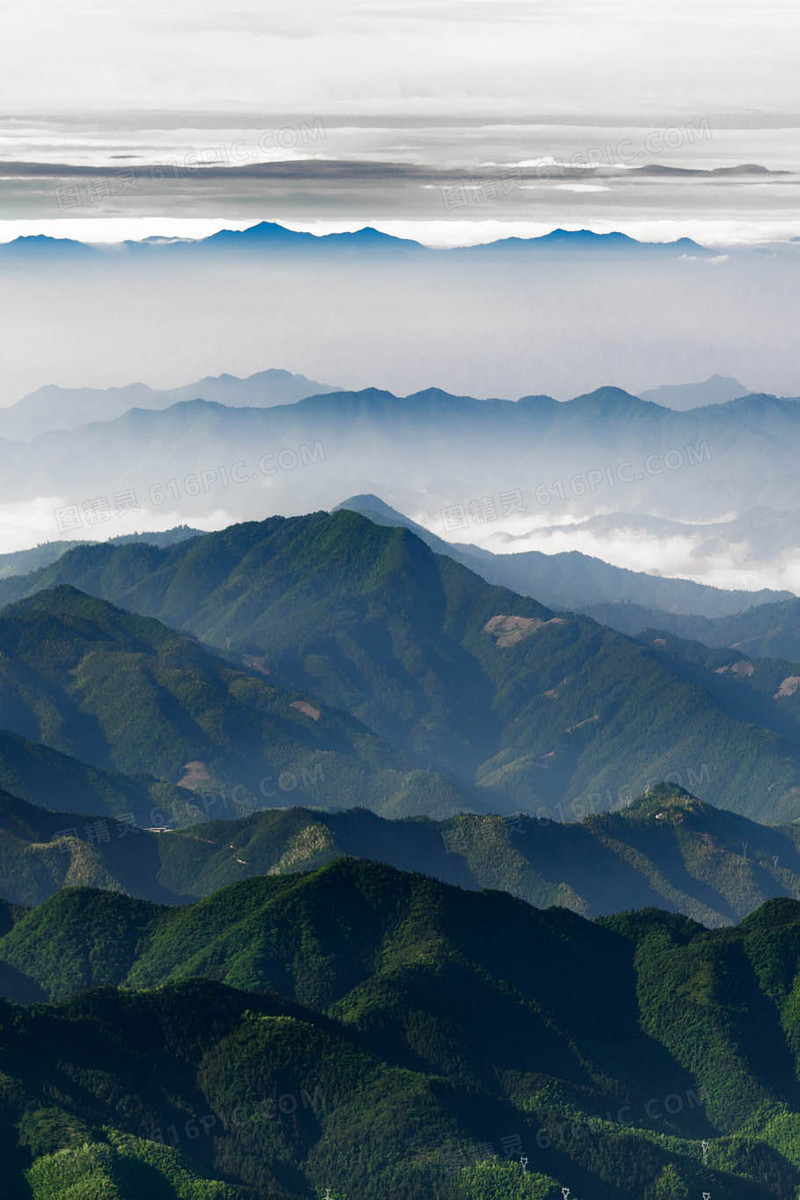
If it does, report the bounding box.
[621,784,710,822]
[334,493,405,521]
[639,374,751,410]
[543,227,635,244]
[568,385,659,412]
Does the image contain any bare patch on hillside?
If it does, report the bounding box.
[775,675,800,699]
[714,660,754,678]
[243,654,270,674]
[484,614,566,647]
[178,760,212,791]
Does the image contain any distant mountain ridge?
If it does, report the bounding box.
[0,220,714,264]
[639,374,751,410]
[0,367,339,440]
[576,586,800,665]
[0,381,798,541]
[0,525,201,580]
[0,378,792,590]
[336,493,791,617]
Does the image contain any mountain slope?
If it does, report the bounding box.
[336,493,789,617]
[1,864,800,1196]
[0,584,475,820]
[0,978,706,1200]
[4,784,800,926]
[0,726,191,827]
[4,511,800,820]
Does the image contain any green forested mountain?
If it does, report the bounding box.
[0,526,202,582]
[0,860,799,1197]
[637,628,800,729]
[587,595,800,662]
[0,788,193,907]
[0,585,473,820]
[3,512,800,821]
[4,785,800,927]
[335,493,790,619]
[0,725,191,826]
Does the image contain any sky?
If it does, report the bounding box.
[4,0,800,117]
[1,0,799,580]
[1,0,799,241]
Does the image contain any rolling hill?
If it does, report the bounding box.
[2,784,800,927]
[0,860,799,1196]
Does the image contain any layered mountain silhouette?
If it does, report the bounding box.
[639,374,750,410]
[0,368,339,440]
[619,595,800,663]
[3,512,800,820]
[1,383,798,540]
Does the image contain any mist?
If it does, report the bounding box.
[1,233,799,407]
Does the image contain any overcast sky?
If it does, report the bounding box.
[4,0,800,118]
[1,1,798,238]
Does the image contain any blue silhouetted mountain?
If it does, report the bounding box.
[640,374,751,410]
[0,367,340,439]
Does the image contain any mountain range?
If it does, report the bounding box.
[336,494,791,618]
[2,384,799,551]
[4,213,798,425]
[4,512,800,821]
[0,222,712,265]
[2,784,799,929]
[0,857,799,1197]
[334,494,800,681]
[0,369,339,440]
[1,465,800,1195]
